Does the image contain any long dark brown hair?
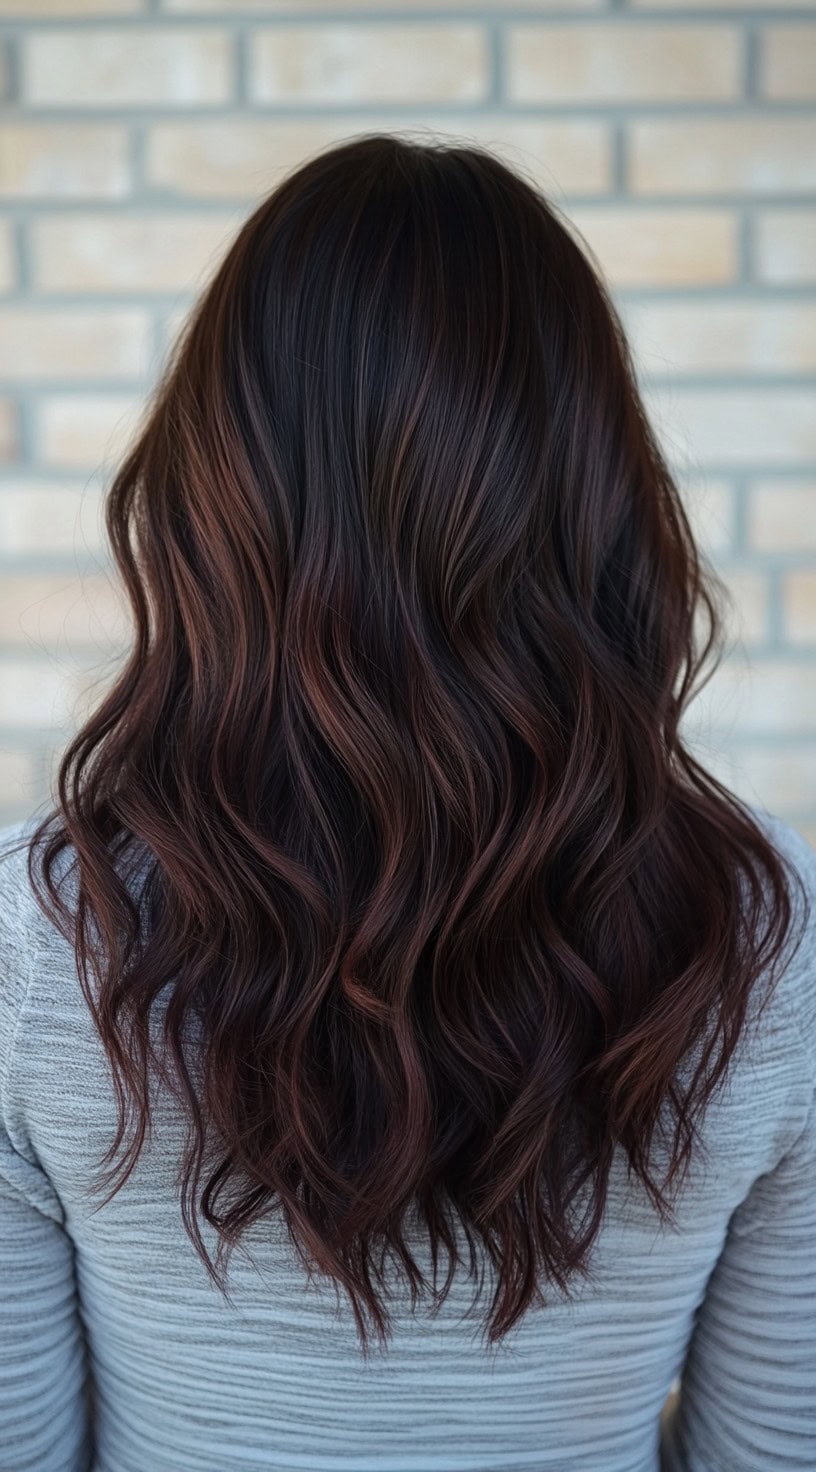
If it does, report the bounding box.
[15,133,809,1356]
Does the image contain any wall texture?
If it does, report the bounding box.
[0,0,814,842]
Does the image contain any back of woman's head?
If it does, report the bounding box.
[19,132,809,1355]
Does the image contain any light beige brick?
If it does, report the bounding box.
[32,212,240,293]
[159,305,193,360]
[644,385,816,467]
[506,24,741,104]
[631,0,816,7]
[690,565,769,653]
[680,477,735,558]
[754,210,816,284]
[249,25,488,105]
[782,570,816,645]
[742,747,816,815]
[621,301,816,377]
[38,395,143,471]
[722,568,771,648]
[444,118,612,196]
[1,653,124,735]
[682,655,816,736]
[23,28,233,108]
[41,740,63,797]
[0,0,140,11]
[674,739,736,799]
[0,571,129,651]
[630,119,816,196]
[0,479,106,556]
[71,654,128,728]
[0,222,13,293]
[747,482,816,553]
[168,0,602,8]
[0,309,151,381]
[0,656,83,728]
[0,124,130,199]
[0,401,17,464]
[0,804,41,829]
[566,208,737,287]
[716,744,816,819]
[0,749,37,813]
[701,741,813,824]
[761,26,816,100]
[147,117,611,199]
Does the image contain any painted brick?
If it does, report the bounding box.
[722,568,771,648]
[0,125,130,199]
[747,482,816,553]
[506,24,741,104]
[0,749,37,816]
[682,656,816,736]
[0,571,129,650]
[0,401,17,464]
[31,212,240,293]
[644,386,816,467]
[248,25,489,105]
[146,118,612,199]
[630,119,816,196]
[71,657,128,729]
[1,655,124,736]
[0,309,152,380]
[567,208,737,287]
[1,2,815,831]
[680,478,735,558]
[167,0,602,8]
[158,306,191,360]
[782,571,816,645]
[0,657,83,728]
[754,210,816,284]
[732,744,816,818]
[622,301,816,377]
[22,27,233,108]
[0,0,141,11]
[0,223,14,293]
[0,479,106,556]
[38,395,143,471]
[630,0,816,7]
[761,26,816,101]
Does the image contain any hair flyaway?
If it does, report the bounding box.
[17,133,809,1357]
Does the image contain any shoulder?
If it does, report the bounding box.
[0,816,77,1089]
[0,819,40,1090]
[745,803,816,1079]
[0,815,68,955]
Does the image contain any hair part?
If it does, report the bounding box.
[18,132,810,1357]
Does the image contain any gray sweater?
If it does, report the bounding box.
[0,803,815,1472]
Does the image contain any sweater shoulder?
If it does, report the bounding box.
[0,820,40,1088]
[0,817,77,1093]
[745,804,816,1085]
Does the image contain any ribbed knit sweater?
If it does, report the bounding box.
[1,803,815,1472]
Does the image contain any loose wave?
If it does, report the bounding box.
[18,133,809,1357]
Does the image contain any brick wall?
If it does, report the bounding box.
[0,0,814,843]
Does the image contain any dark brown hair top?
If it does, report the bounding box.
[15,133,809,1357]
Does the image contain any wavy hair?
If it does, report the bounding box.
[19,133,809,1356]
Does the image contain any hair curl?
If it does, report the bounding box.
[19,133,809,1356]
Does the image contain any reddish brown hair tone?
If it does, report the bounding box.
[16,134,809,1356]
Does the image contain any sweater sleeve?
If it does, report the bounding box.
[660,819,816,1472]
[0,822,94,1472]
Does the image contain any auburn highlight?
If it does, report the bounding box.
[18,133,809,1356]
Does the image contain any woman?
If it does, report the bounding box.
[0,133,814,1472]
